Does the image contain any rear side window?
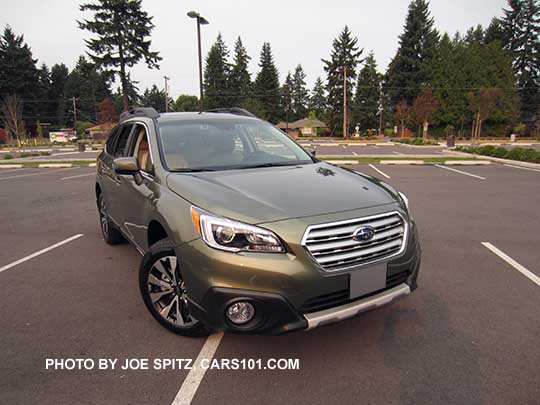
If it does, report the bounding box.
[105,126,120,154]
[112,124,133,157]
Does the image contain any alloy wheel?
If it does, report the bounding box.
[147,255,197,327]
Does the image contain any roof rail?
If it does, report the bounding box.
[119,107,160,123]
[205,107,256,118]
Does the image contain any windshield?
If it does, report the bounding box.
[157,119,313,171]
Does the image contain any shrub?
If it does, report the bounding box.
[520,148,537,162]
[492,147,509,158]
[506,147,525,161]
[384,128,394,137]
[39,151,51,156]
[3,154,13,159]
[478,145,496,156]
[20,152,31,158]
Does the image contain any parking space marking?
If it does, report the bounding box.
[171,332,224,405]
[503,164,540,173]
[61,173,95,180]
[0,167,77,181]
[352,152,358,156]
[392,151,405,156]
[0,234,84,274]
[434,164,486,180]
[0,168,27,174]
[482,242,540,287]
[367,164,391,179]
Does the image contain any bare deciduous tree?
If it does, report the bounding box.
[468,88,502,141]
[412,88,438,140]
[394,99,410,137]
[1,94,25,145]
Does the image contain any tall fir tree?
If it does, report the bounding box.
[280,72,294,123]
[204,33,231,109]
[484,17,504,44]
[385,0,439,108]
[0,26,41,128]
[49,64,70,125]
[308,77,327,121]
[63,55,111,125]
[141,84,170,112]
[352,51,381,131]
[502,0,540,119]
[291,64,309,120]
[322,26,363,135]
[78,0,161,111]
[229,36,251,107]
[254,42,281,123]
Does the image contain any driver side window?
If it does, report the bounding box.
[132,125,154,174]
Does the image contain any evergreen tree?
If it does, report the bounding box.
[204,33,231,109]
[385,0,439,107]
[0,26,41,127]
[254,42,281,122]
[78,0,161,111]
[322,26,363,135]
[280,72,294,122]
[229,36,251,107]
[352,51,381,131]
[308,77,327,121]
[64,55,111,125]
[141,84,167,112]
[49,64,69,125]
[291,64,309,120]
[485,17,504,44]
[501,0,540,119]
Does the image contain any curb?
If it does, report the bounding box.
[0,164,23,169]
[325,160,358,165]
[38,163,73,168]
[444,160,491,166]
[379,160,424,165]
[475,155,540,169]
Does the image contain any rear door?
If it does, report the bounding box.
[98,123,135,227]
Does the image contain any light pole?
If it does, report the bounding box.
[187,10,209,112]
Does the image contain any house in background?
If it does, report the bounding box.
[276,118,328,137]
[86,122,117,141]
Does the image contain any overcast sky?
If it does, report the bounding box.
[1,0,507,98]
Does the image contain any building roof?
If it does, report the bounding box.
[277,118,328,129]
[87,122,117,132]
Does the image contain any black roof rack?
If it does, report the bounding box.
[119,107,160,123]
[205,107,256,118]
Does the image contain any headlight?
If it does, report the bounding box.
[398,191,409,211]
[190,206,285,253]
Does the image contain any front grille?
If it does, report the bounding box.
[300,269,410,314]
[302,211,407,272]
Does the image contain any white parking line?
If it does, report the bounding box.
[434,164,486,180]
[482,242,540,287]
[61,173,95,180]
[0,167,76,181]
[0,234,84,274]
[503,164,540,173]
[171,332,224,405]
[368,164,391,179]
[371,145,380,149]
[0,168,26,174]
[352,152,358,156]
[392,151,405,156]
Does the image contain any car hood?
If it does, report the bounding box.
[166,162,398,224]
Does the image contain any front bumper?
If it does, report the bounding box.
[175,215,421,335]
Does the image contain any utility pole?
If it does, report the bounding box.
[71,97,78,129]
[163,75,170,112]
[187,11,209,113]
[378,108,383,135]
[343,66,347,139]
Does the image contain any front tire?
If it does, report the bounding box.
[139,239,208,337]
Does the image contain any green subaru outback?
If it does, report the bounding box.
[95,107,421,336]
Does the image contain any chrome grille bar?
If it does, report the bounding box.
[301,211,407,272]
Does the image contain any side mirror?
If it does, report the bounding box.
[113,157,139,175]
[306,148,316,157]
[113,157,143,185]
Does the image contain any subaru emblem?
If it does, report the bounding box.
[353,226,375,242]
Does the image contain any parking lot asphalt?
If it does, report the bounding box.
[1,162,539,404]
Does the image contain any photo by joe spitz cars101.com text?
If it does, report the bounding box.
[95,107,421,336]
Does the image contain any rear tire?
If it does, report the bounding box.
[97,193,124,245]
[139,239,209,337]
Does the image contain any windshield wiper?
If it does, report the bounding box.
[238,162,305,169]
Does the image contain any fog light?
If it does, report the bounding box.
[226,301,255,325]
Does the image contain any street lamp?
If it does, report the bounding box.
[187,10,209,112]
